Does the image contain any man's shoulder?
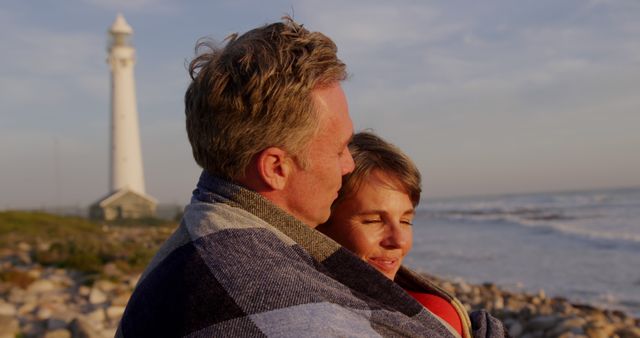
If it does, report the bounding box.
[182,199,291,239]
[140,199,307,284]
[118,200,324,337]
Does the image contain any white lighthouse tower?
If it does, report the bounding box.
[108,13,145,194]
[90,14,156,220]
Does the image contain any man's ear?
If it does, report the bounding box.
[256,147,292,190]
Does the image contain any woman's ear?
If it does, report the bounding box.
[256,147,292,190]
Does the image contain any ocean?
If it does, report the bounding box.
[404,187,640,316]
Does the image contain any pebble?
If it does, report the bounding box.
[17,242,31,252]
[36,306,53,320]
[0,315,19,338]
[106,305,126,321]
[507,321,524,337]
[78,285,91,297]
[43,328,72,338]
[86,308,106,324]
[69,316,106,338]
[27,268,42,279]
[27,279,56,294]
[94,280,116,293]
[17,301,38,315]
[110,291,132,306]
[88,288,107,304]
[0,302,16,316]
[616,327,640,338]
[528,315,560,331]
[47,312,74,330]
[102,263,122,277]
[47,317,68,330]
[8,287,26,303]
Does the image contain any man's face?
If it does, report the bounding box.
[285,83,355,227]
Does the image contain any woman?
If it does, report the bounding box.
[317,131,471,338]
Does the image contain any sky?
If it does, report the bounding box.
[1,0,639,209]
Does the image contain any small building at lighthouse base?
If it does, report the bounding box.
[89,189,157,221]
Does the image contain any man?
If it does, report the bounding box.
[118,18,504,337]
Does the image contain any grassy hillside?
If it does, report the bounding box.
[0,211,101,240]
[0,211,176,275]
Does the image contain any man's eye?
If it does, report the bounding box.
[401,219,414,226]
[338,146,349,157]
[362,219,382,224]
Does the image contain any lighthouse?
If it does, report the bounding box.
[90,14,156,220]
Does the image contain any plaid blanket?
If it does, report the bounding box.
[117,171,503,337]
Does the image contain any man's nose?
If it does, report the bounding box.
[341,150,355,175]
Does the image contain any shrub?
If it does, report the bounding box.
[0,211,177,275]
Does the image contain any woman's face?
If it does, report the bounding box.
[322,170,414,280]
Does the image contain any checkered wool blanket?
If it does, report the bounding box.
[117,171,505,337]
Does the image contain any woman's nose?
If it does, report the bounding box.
[381,223,409,249]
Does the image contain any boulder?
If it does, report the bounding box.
[110,291,132,307]
[8,287,26,303]
[47,312,74,330]
[44,329,72,338]
[456,280,472,294]
[21,321,47,337]
[100,327,117,338]
[78,285,91,297]
[616,327,640,338]
[102,263,122,278]
[27,267,42,279]
[507,320,524,337]
[583,320,616,338]
[0,301,16,316]
[27,279,57,294]
[127,274,141,288]
[69,316,106,338]
[17,241,32,251]
[545,316,587,337]
[85,308,106,325]
[527,315,561,331]
[88,288,107,305]
[36,306,54,320]
[106,305,125,321]
[94,280,116,293]
[492,295,504,311]
[17,251,32,265]
[0,315,19,338]
[18,301,38,315]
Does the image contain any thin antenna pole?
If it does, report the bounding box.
[53,136,61,212]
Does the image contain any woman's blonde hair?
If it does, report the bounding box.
[336,131,422,207]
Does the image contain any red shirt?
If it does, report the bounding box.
[405,290,463,337]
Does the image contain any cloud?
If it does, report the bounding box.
[79,0,177,12]
[294,1,466,71]
[0,9,107,114]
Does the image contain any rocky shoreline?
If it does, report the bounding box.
[0,235,638,337]
[427,273,640,338]
[0,244,136,338]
